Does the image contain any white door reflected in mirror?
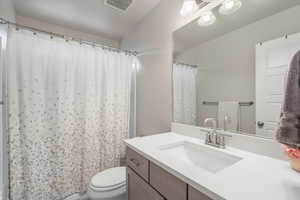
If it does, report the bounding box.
[255,33,300,138]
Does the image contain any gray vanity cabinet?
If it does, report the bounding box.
[149,162,187,200]
[126,147,214,200]
[189,186,213,200]
[127,167,164,200]
[126,147,149,181]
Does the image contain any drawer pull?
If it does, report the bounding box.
[130,158,140,167]
[126,148,149,181]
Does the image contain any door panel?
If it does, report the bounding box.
[127,167,164,200]
[149,162,187,200]
[126,147,149,182]
[256,33,300,137]
[189,186,212,200]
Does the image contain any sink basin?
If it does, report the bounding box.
[159,141,242,173]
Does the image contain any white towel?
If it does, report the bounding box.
[218,101,239,131]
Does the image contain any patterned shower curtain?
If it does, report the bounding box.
[5,28,137,200]
[173,63,198,125]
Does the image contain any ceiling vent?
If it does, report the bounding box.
[196,0,210,10]
[104,0,133,12]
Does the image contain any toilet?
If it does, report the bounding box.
[87,167,127,200]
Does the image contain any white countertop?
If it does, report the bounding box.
[124,132,300,200]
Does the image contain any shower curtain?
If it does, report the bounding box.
[173,63,197,125]
[5,28,137,200]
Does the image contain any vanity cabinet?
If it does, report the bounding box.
[150,162,187,200]
[189,186,213,200]
[126,147,149,181]
[127,167,164,200]
[126,147,213,200]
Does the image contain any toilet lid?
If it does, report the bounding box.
[91,167,126,189]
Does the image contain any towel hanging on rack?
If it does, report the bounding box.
[276,50,300,149]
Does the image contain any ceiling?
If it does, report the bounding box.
[174,0,300,53]
[12,0,161,42]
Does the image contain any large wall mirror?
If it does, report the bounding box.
[173,0,300,139]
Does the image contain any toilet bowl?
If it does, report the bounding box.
[87,167,127,200]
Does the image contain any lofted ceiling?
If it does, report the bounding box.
[12,0,161,42]
[174,0,300,53]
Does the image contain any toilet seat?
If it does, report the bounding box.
[89,182,126,192]
[88,167,126,195]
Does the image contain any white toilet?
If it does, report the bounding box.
[87,167,127,200]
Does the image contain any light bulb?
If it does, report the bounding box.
[202,15,211,22]
[197,11,216,26]
[224,0,234,9]
[180,0,198,17]
[219,0,242,15]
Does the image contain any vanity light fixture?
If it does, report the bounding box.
[219,0,242,15]
[180,0,243,26]
[197,11,216,26]
[180,0,198,17]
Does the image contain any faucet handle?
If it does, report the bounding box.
[205,132,211,142]
[205,131,215,144]
[216,135,226,148]
[215,131,233,148]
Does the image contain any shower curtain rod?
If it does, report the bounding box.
[174,62,198,68]
[0,18,139,56]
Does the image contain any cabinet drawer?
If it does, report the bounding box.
[127,167,164,200]
[150,162,187,200]
[189,186,213,200]
[126,147,149,181]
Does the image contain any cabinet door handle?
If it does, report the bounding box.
[129,158,140,167]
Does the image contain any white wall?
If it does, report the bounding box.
[121,0,183,136]
[16,15,119,48]
[0,0,15,197]
[176,5,300,133]
[0,0,15,22]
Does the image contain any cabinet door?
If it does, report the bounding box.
[127,167,164,200]
[150,162,187,200]
[126,147,149,181]
[189,186,213,200]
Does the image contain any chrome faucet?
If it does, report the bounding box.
[203,118,231,149]
[204,118,217,131]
